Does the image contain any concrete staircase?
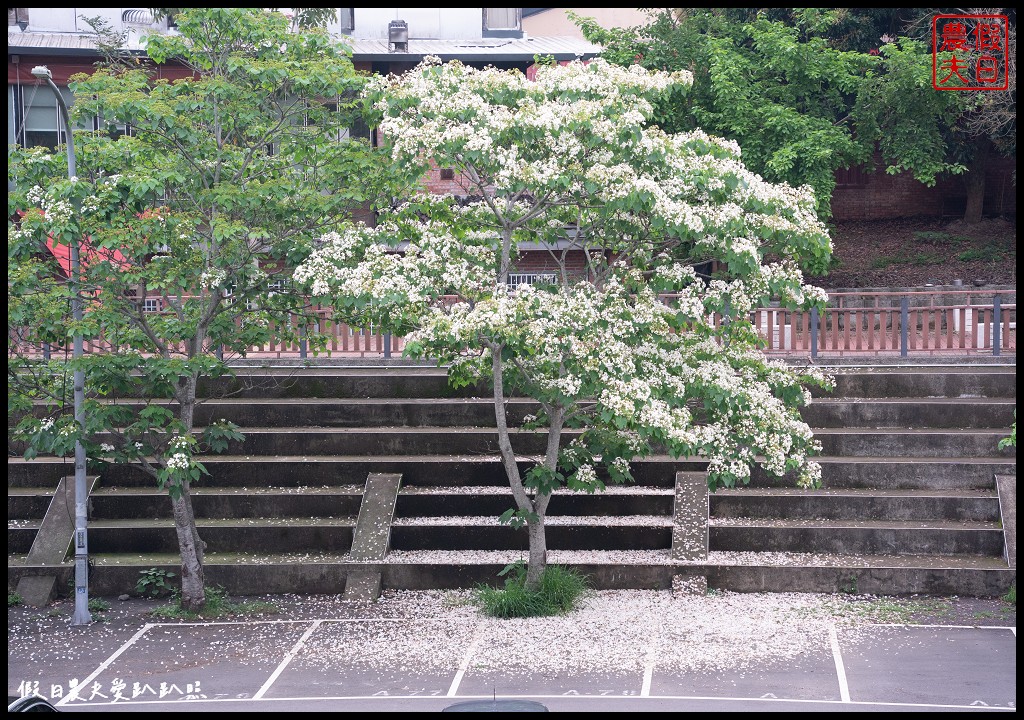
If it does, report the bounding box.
[8,365,1017,598]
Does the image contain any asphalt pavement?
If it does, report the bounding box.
[8,592,1017,713]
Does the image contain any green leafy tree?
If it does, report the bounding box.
[8,8,385,611]
[574,8,1012,222]
[295,58,834,593]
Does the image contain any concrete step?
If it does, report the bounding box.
[180,367,1016,402]
[709,519,1005,556]
[44,396,1009,430]
[755,457,1012,490]
[800,398,1016,428]
[86,486,365,520]
[8,520,38,554]
[709,488,1000,521]
[8,455,1012,491]
[84,518,358,554]
[810,428,1012,457]
[8,549,1012,596]
[71,516,676,554]
[815,368,1016,400]
[196,367,486,400]
[87,426,1009,458]
[188,366,1016,400]
[10,483,999,526]
[396,486,673,517]
[37,513,1004,558]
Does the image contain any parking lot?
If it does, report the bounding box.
[9,591,1017,713]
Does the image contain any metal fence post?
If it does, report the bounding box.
[900,297,909,358]
[992,295,1001,357]
[299,323,307,360]
[384,332,392,359]
[810,307,819,361]
[43,343,51,360]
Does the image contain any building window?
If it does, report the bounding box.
[439,168,455,180]
[507,273,556,289]
[338,8,354,34]
[143,298,162,313]
[10,82,79,149]
[483,8,522,37]
[314,98,370,143]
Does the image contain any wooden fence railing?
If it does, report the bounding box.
[10,291,1015,361]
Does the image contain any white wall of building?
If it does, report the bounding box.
[351,8,482,40]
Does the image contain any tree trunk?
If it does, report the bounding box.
[171,490,206,611]
[172,373,206,609]
[490,346,549,591]
[962,137,990,224]
[525,518,548,590]
[524,405,563,591]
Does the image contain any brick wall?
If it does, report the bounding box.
[830,153,1016,221]
[512,251,589,278]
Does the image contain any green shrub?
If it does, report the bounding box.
[474,562,592,618]
[8,591,23,607]
[136,568,176,598]
[88,597,111,612]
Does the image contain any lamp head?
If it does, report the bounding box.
[31,65,52,80]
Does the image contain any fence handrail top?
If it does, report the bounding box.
[825,289,1015,298]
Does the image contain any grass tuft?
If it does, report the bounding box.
[474,562,592,618]
[149,585,279,620]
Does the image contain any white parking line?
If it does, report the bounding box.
[829,624,851,703]
[253,620,322,700]
[447,621,485,697]
[55,623,154,707]
[641,619,662,697]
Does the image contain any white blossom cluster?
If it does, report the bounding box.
[164,434,194,472]
[27,186,75,226]
[199,268,228,290]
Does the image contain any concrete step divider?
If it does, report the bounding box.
[344,473,402,601]
[15,475,98,607]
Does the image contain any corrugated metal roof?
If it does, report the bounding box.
[8,30,148,54]
[9,31,602,62]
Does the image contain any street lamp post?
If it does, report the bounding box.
[31,65,91,626]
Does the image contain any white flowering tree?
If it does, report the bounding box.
[8,9,386,611]
[295,57,835,591]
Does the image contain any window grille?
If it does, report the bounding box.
[506,273,556,289]
[142,298,162,313]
